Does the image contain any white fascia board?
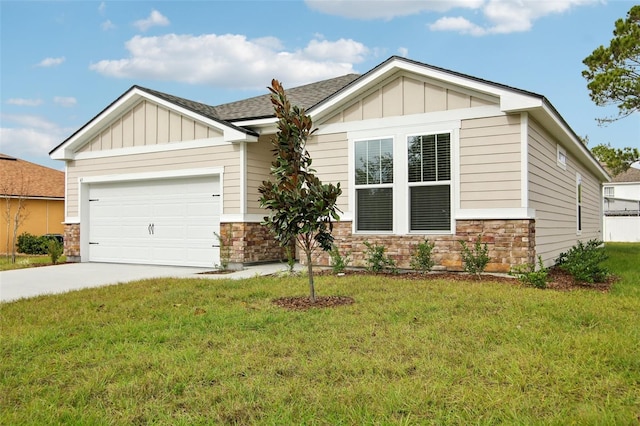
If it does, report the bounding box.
[539,102,610,182]
[500,92,544,112]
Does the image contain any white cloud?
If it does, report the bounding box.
[306,0,599,35]
[397,47,409,57]
[98,1,106,15]
[36,57,65,68]
[0,114,72,161]
[133,10,170,32]
[89,34,369,89]
[6,98,43,107]
[429,16,487,36]
[428,0,599,36]
[53,97,77,107]
[305,0,485,20]
[101,19,116,31]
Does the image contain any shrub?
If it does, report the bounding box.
[410,239,435,273]
[459,234,490,279]
[329,244,351,274]
[17,233,47,255]
[363,241,397,274]
[510,256,549,289]
[47,240,64,265]
[555,239,609,284]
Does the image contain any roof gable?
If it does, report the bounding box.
[50,86,259,160]
[0,154,64,198]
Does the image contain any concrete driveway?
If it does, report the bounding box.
[0,262,293,303]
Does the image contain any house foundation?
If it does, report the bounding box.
[308,219,536,273]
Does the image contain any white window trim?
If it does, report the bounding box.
[576,172,582,235]
[353,136,396,234]
[348,120,459,236]
[406,131,453,234]
[557,144,567,170]
[603,186,614,198]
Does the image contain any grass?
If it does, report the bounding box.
[0,254,66,271]
[1,243,639,424]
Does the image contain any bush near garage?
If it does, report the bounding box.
[16,232,62,255]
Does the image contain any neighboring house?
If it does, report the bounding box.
[0,153,65,253]
[49,56,609,271]
[603,166,640,242]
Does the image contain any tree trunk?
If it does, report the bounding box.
[306,249,315,303]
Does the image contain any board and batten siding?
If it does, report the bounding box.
[66,145,241,217]
[528,119,602,265]
[77,100,223,153]
[459,115,522,209]
[319,74,498,125]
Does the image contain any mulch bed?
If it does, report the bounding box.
[272,267,617,310]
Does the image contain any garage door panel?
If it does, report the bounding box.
[88,175,220,267]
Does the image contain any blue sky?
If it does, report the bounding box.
[1,0,638,170]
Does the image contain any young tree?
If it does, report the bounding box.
[582,5,640,124]
[0,170,30,263]
[592,143,640,176]
[259,79,342,303]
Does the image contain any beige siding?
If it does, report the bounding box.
[78,100,223,153]
[528,119,602,265]
[246,136,274,214]
[306,132,349,213]
[246,132,350,215]
[459,115,522,209]
[66,144,241,217]
[318,75,499,125]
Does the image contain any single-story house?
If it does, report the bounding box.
[49,56,609,271]
[603,166,640,242]
[0,153,65,253]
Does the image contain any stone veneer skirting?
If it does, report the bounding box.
[309,219,536,273]
[219,222,289,266]
[65,219,535,272]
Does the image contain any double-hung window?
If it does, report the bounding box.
[354,138,394,231]
[408,133,451,232]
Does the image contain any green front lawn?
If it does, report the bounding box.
[0,255,66,271]
[1,243,638,424]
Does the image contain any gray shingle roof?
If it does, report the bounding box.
[138,74,360,123]
[611,166,640,183]
[212,74,361,121]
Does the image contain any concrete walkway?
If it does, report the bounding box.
[0,262,299,303]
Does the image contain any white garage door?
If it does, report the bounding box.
[88,175,220,267]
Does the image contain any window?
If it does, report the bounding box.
[354,138,393,231]
[604,186,614,197]
[408,133,451,231]
[577,174,582,234]
[557,144,567,169]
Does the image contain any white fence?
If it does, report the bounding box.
[603,216,640,242]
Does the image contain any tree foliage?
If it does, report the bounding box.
[258,79,342,302]
[582,5,640,124]
[591,143,640,176]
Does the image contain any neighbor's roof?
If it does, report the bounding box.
[610,166,640,183]
[0,154,64,198]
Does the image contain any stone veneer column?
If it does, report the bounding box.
[63,223,81,262]
[220,222,289,268]
[309,219,536,273]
